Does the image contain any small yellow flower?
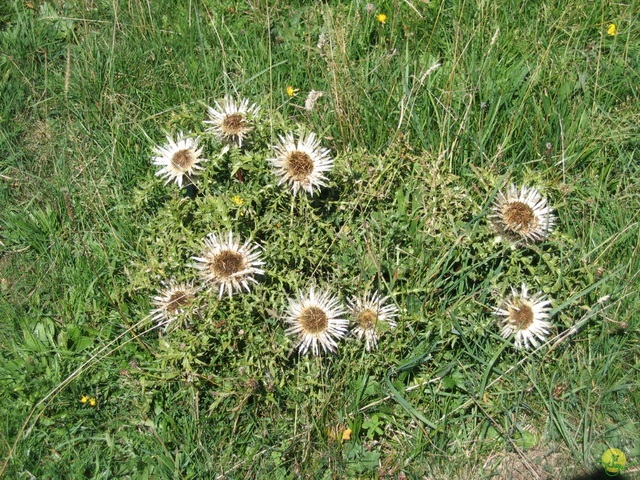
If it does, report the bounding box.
[285,86,299,97]
[607,23,617,35]
[376,13,387,24]
[327,424,351,442]
[81,395,97,407]
[231,195,245,206]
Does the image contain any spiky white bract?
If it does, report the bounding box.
[269,131,333,196]
[204,96,260,147]
[152,132,206,187]
[283,287,348,356]
[348,291,399,351]
[490,184,555,243]
[495,284,553,350]
[191,232,264,298]
[150,280,198,331]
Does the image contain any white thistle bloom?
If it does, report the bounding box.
[269,131,333,196]
[204,96,260,147]
[283,287,348,356]
[495,284,553,349]
[490,184,555,243]
[348,291,398,351]
[151,132,206,187]
[150,280,198,331]
[192,232,264,298]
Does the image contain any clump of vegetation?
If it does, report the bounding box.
[1,1,638,478]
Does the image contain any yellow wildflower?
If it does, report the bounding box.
[81,395,97,407]
[376,13,387,24]
[285,86,299,97]
[607,23,617,36]
[327,424,352,442]
[231,195,245,206]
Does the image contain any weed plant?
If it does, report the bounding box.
[1,0,638,478]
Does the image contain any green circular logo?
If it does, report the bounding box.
[601,448,626,476]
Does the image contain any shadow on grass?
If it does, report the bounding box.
[568,468,631,480]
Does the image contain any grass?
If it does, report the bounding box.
[1,0,639,478]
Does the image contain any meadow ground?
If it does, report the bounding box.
[1,0,639,478]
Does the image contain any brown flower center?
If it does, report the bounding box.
[299,306,329,334]
[287,151,314,180]
[171,149,195,170]
[503,202,538,234]
[509,302,534,329]
[211,250,245,278]
[167,290,193,313]
[357,309,378,330]
[221,113,246,135]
